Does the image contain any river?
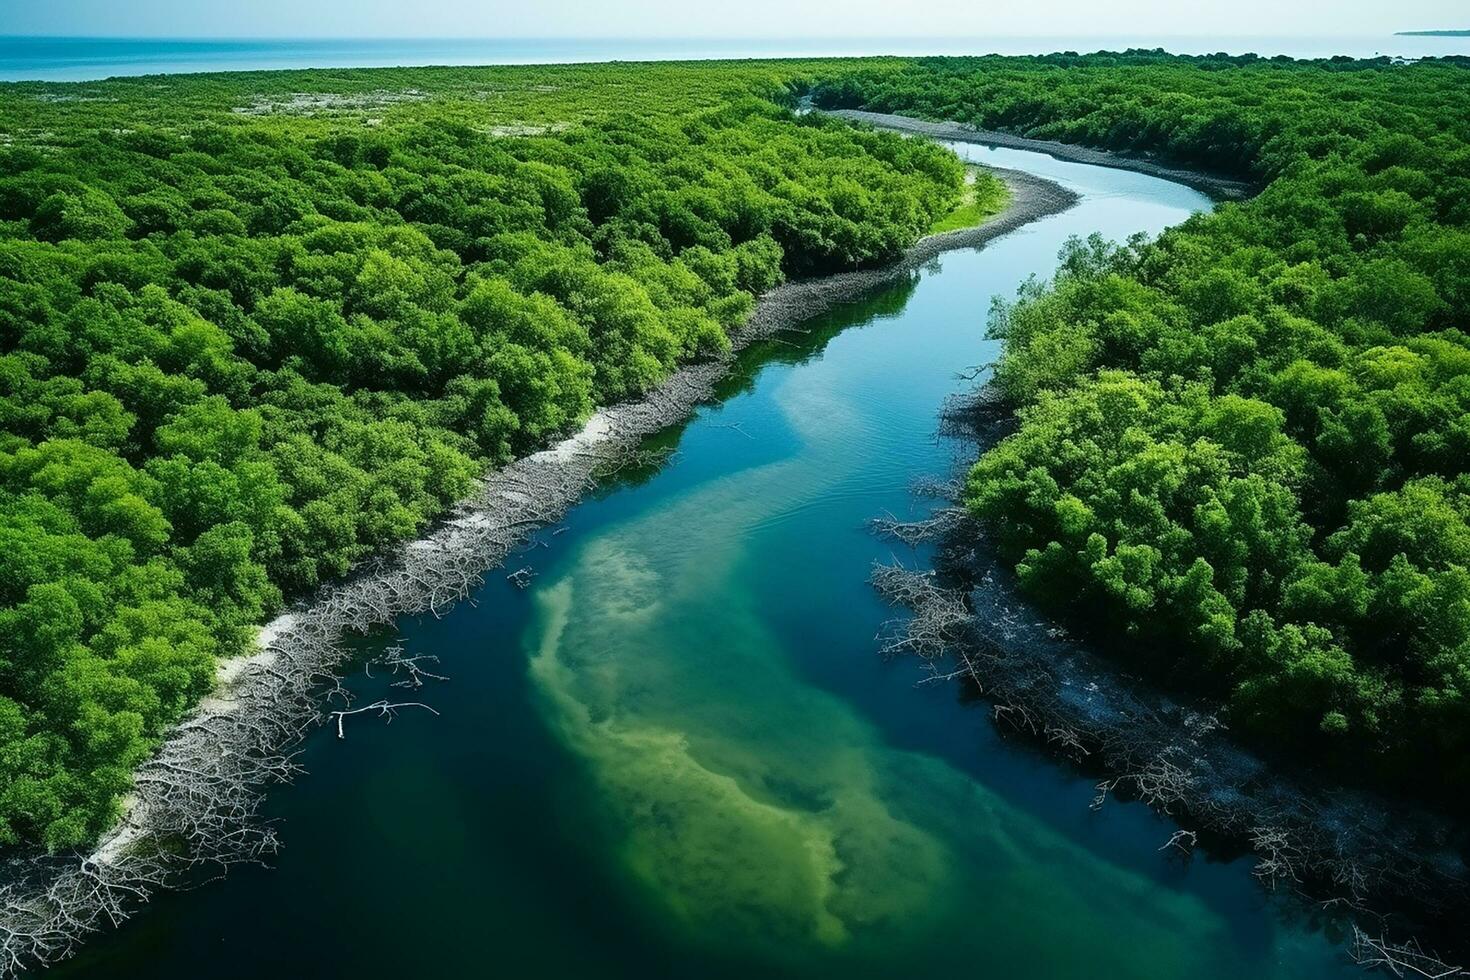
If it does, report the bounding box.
[45,143,1361,978]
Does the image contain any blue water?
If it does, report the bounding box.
[2,34,1468,82]
[39,142,1362,980]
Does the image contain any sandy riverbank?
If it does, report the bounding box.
[0,158,1079,976]
[828,108,1255,201]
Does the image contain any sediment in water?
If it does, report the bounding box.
[847,107,1468,965]
[871,386,1470,970]
[0,163,1078,975]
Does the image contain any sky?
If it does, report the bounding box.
[0,0,1464,39]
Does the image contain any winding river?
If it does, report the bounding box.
[49,143,1361,978]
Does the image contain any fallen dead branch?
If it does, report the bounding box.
[0,173,1084,976]
[869,385,1470,975]
[1351,926,1464,979]
[328,700,440,739]
[371,646,449,690]
[872,564,971,659]
[868,506,966,547]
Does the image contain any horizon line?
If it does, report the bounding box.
[0,31,1420,44]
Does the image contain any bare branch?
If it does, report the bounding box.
[1351,926,1464,979]
[327,701,441,739]
[1,215,980,976]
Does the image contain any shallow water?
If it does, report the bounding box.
[48,145,1361,978]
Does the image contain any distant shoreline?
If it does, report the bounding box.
[5,35,1470,83]
[1396,29,1470,36]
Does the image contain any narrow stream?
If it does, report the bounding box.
[51,144,1360,978]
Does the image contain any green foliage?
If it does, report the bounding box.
[826,52,1470,800]
[0,61,965,850]
[928,167,1009,235]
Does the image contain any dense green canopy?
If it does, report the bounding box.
[816,51,1470,802]
[0,61,964,850]
[11,46,1467,851]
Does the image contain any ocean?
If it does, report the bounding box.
[2,34,1469,82]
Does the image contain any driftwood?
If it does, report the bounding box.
[0,162,1084,977]
[872,564,972,660]
[869,382,1470,977]
[870,506,966,549]
[369,645,449,690]
[0,191,1064,975]
[327,700,440,740]
[1352,926,1464,979]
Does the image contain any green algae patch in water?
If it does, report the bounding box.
[42,144,1364,980]
[523,370,1231,974]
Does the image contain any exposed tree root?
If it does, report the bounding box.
[0,172,1082,976]
[1352,927,1463,979]
[869,383,1470,977]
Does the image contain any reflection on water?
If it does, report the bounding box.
[43,143,1362,980]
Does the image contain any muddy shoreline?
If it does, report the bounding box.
[852,105,1470,957]
[0,162,1078,975]
[827,108,1256,201]
[842,107,1470,967]
[873,387,1470,972]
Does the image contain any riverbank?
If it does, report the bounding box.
[827,108,1256,201]
[873,389,1470,973]
[841,108,1470,970]
[0,161,1078,975]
